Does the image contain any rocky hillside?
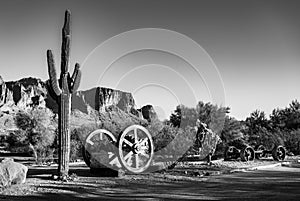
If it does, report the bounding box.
[0,76,137,115]
[0,76,145,135]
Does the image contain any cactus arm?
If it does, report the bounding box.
[71,63,80,80]
[45,80,59,101]
[61,10,71,74]
[47,50,62,96]
[70,63,81,93]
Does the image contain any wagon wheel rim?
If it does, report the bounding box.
[225,146,235,160]
[83,129,118,168]
[243,147,254,161]
[256,145,266,159]
[118,125,154,173]
[276,146,286,161]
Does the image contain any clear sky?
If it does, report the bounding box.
[0,0,299,120]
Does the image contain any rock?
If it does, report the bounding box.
[0,76,138,116]
[0,158,28,187]
[51,174,59,180]
[118,169,126,177]
[72,87,136,115]
[138,105,158,122]
[0,76,142,136]
[0,76,6,107]
[5,77,47,110]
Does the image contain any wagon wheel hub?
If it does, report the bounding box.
[132,140,147,154]
[118,125,154,173]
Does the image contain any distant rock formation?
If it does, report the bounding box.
[0,76,6,106]
[0,76,147,135]
[0,77,47,112]
[138,104,158,122]
[72,87,136,115]
[0,76,138,116]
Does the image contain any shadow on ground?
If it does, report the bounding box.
[1,166,300,200]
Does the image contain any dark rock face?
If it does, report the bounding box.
[0,158,28,187]
[139,105,158,122]
[0,76,137,115]
[2,77,47,110]
[72,87,136,115]
[0,76,141,136]
[0,76,6,106]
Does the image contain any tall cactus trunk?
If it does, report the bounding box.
[46,10,81,180]
[58,74,71,178]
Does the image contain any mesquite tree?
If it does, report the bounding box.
[46,10,81,178]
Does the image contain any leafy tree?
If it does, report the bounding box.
[14,108,56,162]
[268,100,300,153]
[221,116,245,143]
[285,129,300,154]
[169,105,182,128]
[196,101,229,135]
[245,109,285,149]
[170,101,229,134]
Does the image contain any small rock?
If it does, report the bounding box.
[118,169,126,177]
[51,174,59,180]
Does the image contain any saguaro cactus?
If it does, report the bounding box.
[46,10,81,179]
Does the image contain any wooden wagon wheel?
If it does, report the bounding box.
[255,145,266,159]
[118,125,154,173]
[224,146,238,161]
[82,129,121,169]
[241,146,255,161]
[272,145,286,161]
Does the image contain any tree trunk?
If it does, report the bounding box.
[29,143,38,163]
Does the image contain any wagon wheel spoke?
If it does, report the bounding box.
[277,148,284,159]
[123,138,133,147]
[135,153,139,169]
[134,127,138,143]
[246,151,250,160]
[124,151,133,161]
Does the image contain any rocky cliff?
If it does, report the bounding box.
[72,87,136,115]
[0,76,47,111]
[0,76,137,115]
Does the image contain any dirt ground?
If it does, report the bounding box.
[0,157,299,200]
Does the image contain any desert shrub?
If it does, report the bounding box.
[69,126,90,162]
[13,108,56,163]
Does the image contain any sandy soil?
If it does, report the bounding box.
[0,156,299,200]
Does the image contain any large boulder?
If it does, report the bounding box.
[0,158,28,187]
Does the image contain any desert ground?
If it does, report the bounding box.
[1,157,300,200]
